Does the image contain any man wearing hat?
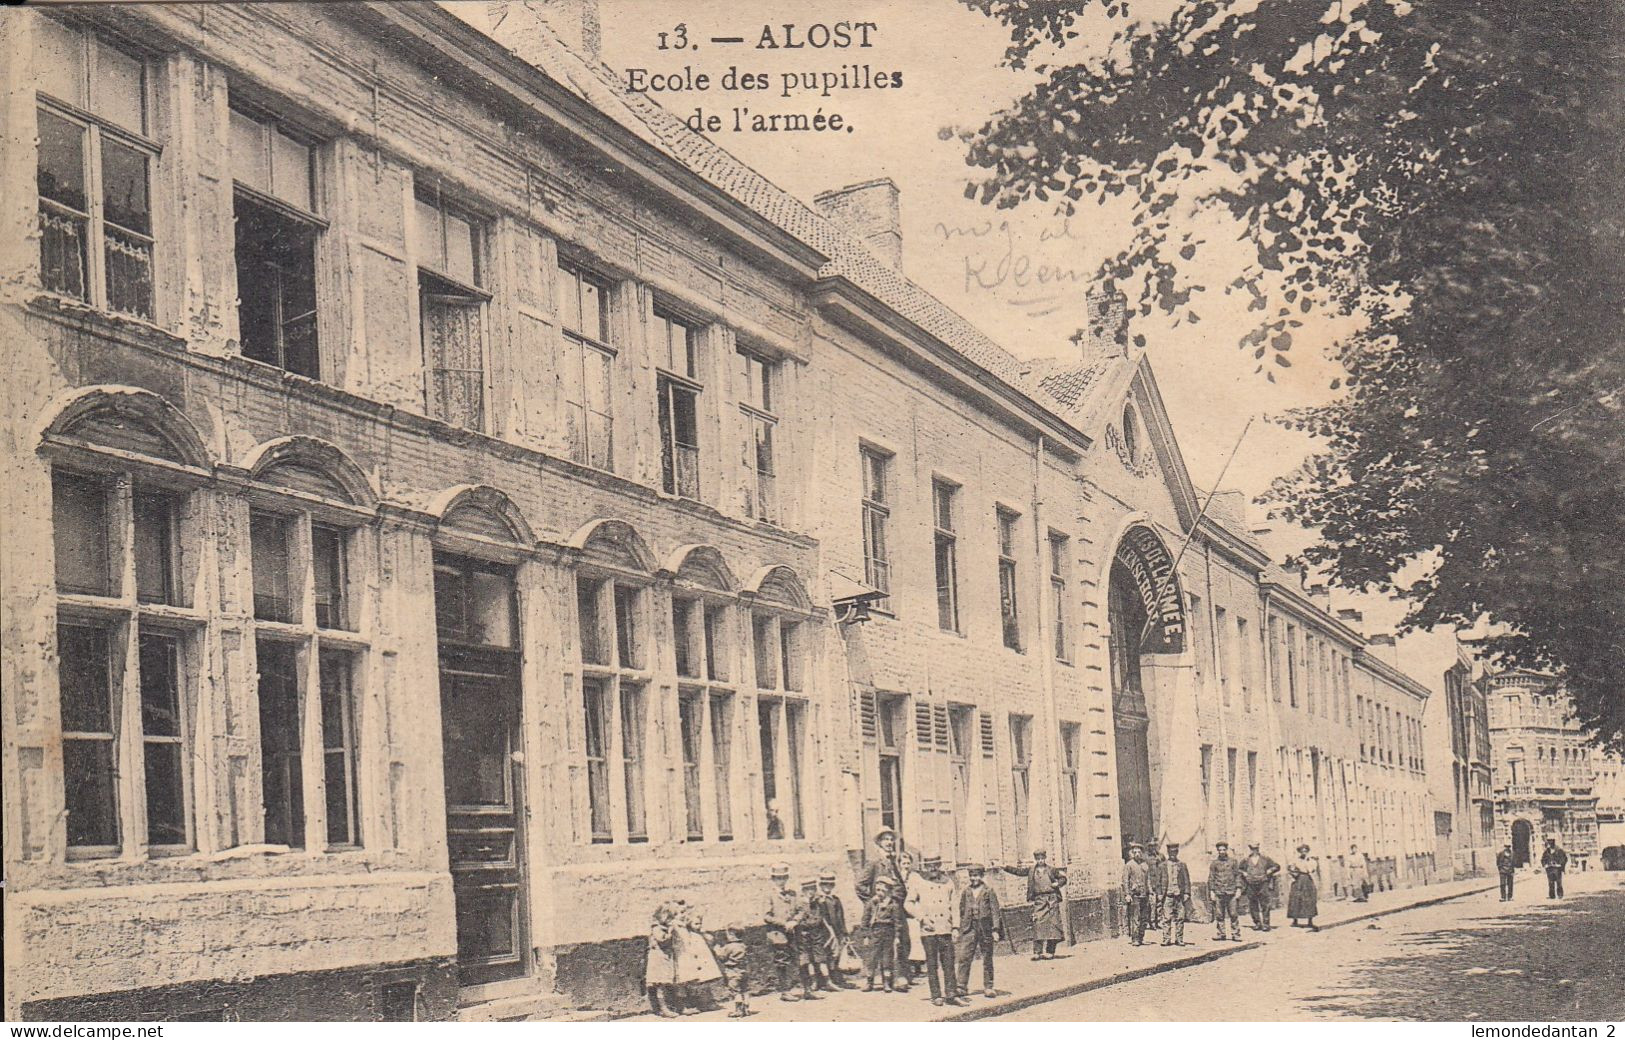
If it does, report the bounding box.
[905,855,963,1006]
[789,879,829,1001]
[1207,841,1244,941]
[1146,842,1168,930]
[763,862,805,1000]
[955,864,1004,998]
[1001,850,1068,959]
[811,870,851,990]
[1239,841,1281,931]
[1496,842,1516,901]
[1159,842,1192,946]
[854,828,912,991]
[1121,843,1153,946]
[1541,837,1569,899]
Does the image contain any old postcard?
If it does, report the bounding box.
[2,0,1621,1026]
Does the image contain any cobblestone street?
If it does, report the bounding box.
[1002,871,1625,1022]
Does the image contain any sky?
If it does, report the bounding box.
[503,0,1458,690]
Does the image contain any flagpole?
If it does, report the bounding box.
[1135,417,1255,650]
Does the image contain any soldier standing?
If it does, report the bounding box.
[1159,842,1192,947]
[1207,841,1243,941]
[1122,843,1153,946]
[1240,841,1280,931]
[1541,838,1569,899]
[1496,843,1516,901]
[854,828,912,991]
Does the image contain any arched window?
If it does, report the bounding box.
[43,388,212,860]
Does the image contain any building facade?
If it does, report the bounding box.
[1484,671,1600,869]
[1434,654,1495,876]
[2,1,1444,1021]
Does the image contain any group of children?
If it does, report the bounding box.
[646,843,1025,1018]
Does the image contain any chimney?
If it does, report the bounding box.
[1307,583,1330,607]
[1249,523,1272,542]
[1337,607,1364,633]
[1083,286,1130,359]
[1367,633,1399,667]
[487,0,602,65]
[815,178,903,269]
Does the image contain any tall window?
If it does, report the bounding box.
[673,594,737,843]
[577,574,648,842]
[1060,722,1081,840]
[1268,616,1283,702]
[737,349,779,522]
[1285,623,1299,707]
[877,694,905,838]
[1215,605,1231,704]
[1009,714,1032,857]
[1049,531,1070,661]
[559,262,614,470]
[1247,751,1260,836]
[655,310,702,499]
[249,500,364,850]
[755,610,808,840]
[415,189,487,429]
[230,104,321,378]
[1200,744,1213,822]
[860,446,892,608]
[933,480,960,632]
[53,469,195,855]
[34,20,154,320]
[1236,616,1252,711]
[948,705,974,864]
[998,508,1022,650]
[1227,747,1239,833]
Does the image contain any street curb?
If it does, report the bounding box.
[940,883,1499,1022]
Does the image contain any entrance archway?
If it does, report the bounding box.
[1512,818,1534,867]
[1108,525,1186,860]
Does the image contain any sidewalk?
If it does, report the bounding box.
[620,876,1497,1022]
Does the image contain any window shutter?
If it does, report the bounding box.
[860,689,877,741]
[979,711,996,756]
[915,703,934,749]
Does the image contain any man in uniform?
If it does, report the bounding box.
[1207,841,1243,941]
[763,862,804,1001]
[1159,842,1192,947]
[905,855,963,1006]
[1496,843,1516,901]
[955,863,1004,998]
[1146,843,1168,930]
[1240,841,1281,931]
[1122,842,1153,946]
[1541,837,1569,899]
[854,828,911,991]
[1001,850,1068,959]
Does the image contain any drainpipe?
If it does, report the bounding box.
[1031,435,1071,938]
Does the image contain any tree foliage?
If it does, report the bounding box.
[961,0,1625,748]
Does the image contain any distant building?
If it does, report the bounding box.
[1483,672,1600,869]
[1434,653,1494,875]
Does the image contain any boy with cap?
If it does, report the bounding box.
[789,879,827,1001]
[1159,842,1192,947]
[812,870,851,989]
[763,862,803,1001]
[1121,843,1153,946]
[955,863,1004,998]
[1146,843,1168,929]
[905,854,962,1006]
[860,874,902,991]
[855,828,911,991]
[1207,841,1243,941]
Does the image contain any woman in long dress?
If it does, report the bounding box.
[1287,844,1320,931]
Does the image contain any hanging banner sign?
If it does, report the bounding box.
[1117,526,1186,654]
